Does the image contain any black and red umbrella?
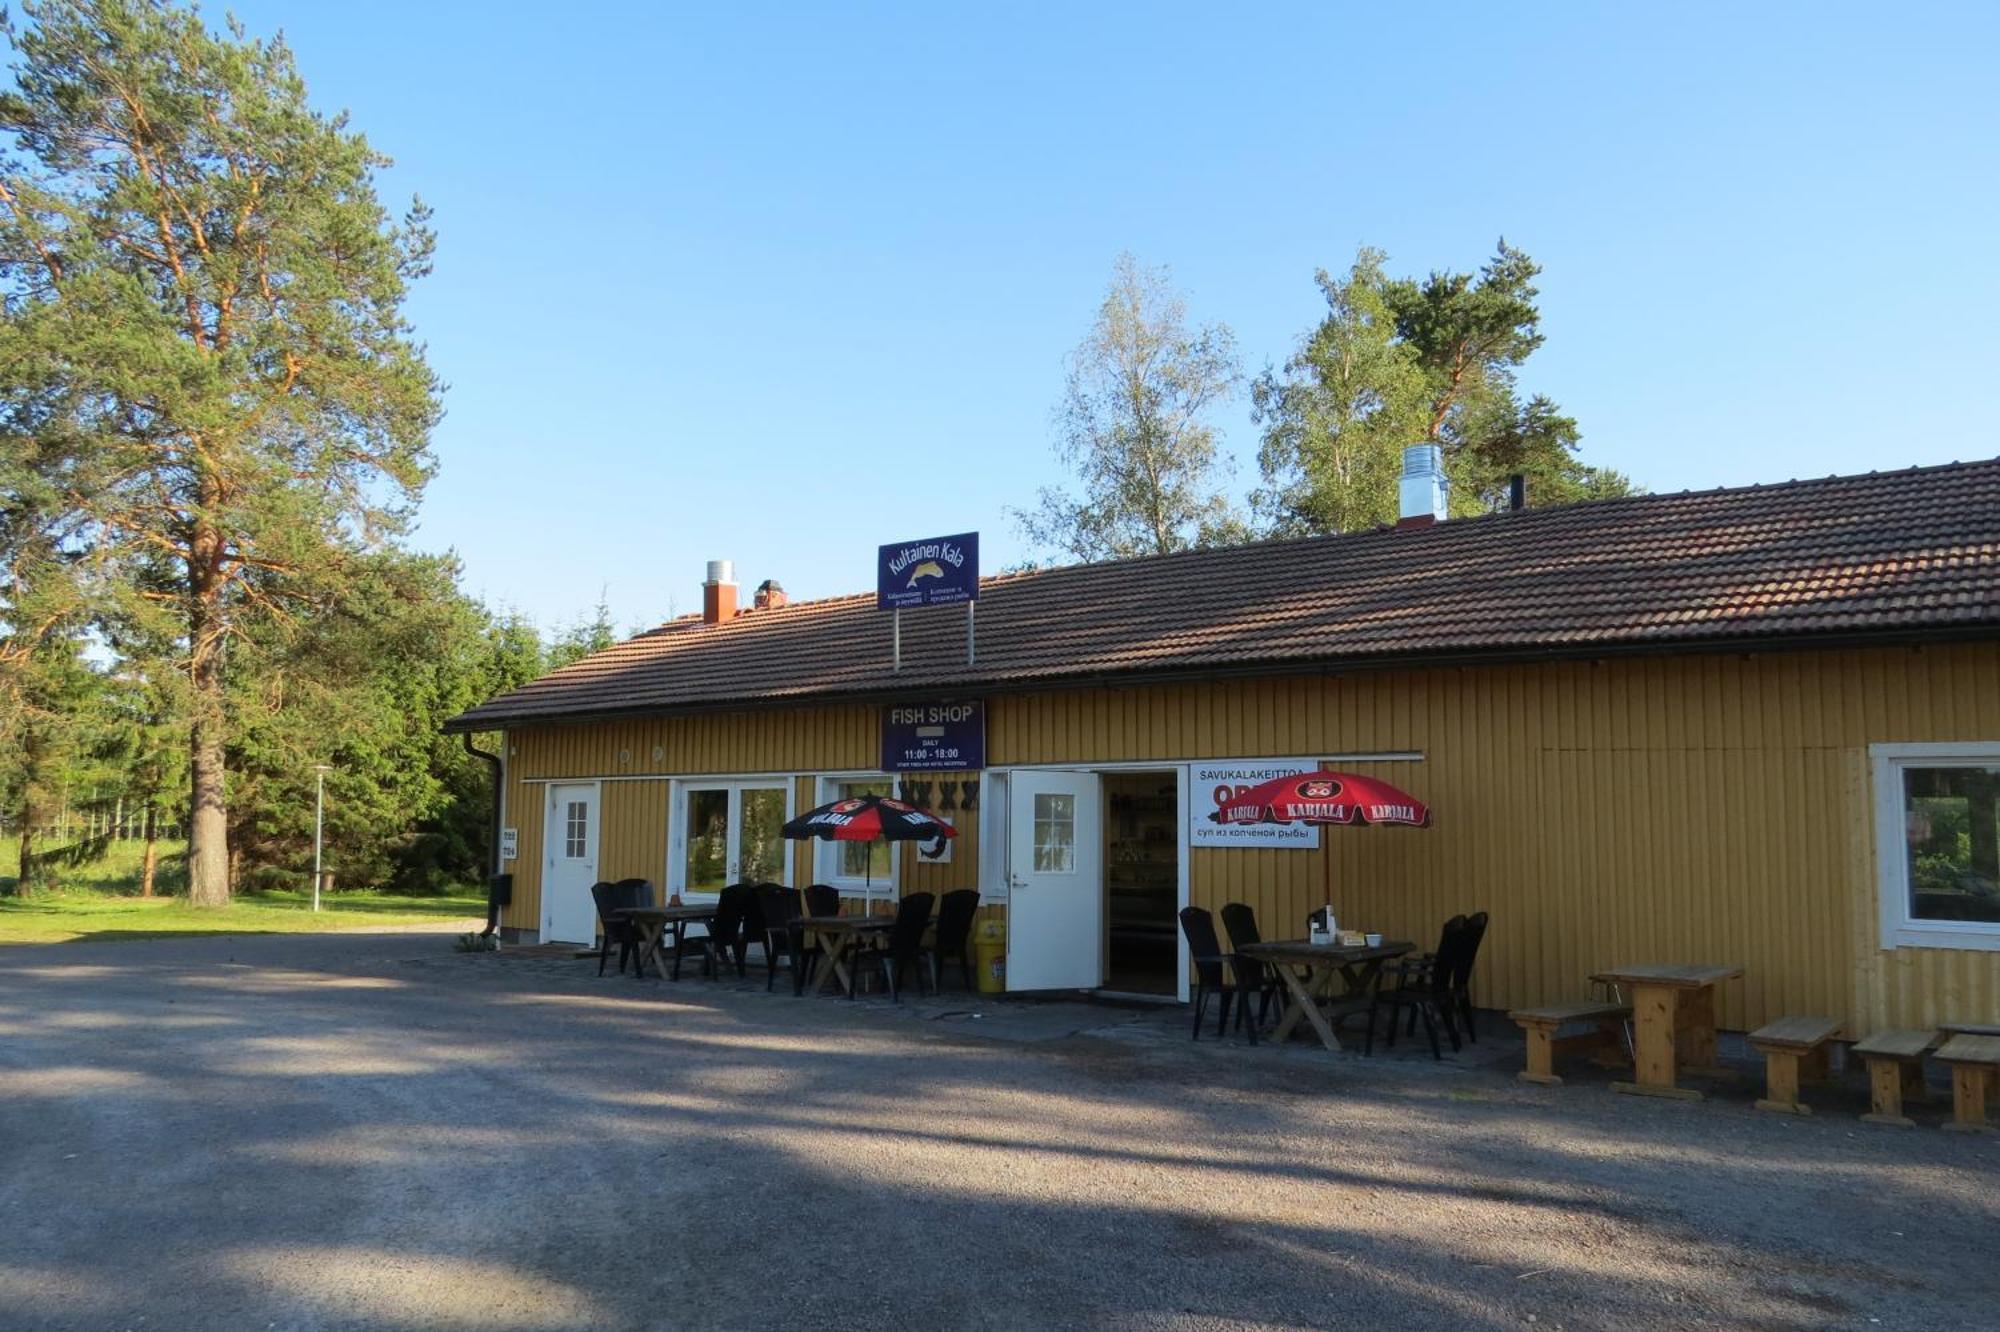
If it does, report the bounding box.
[781,794,957,890]
[1209,770,1429,925]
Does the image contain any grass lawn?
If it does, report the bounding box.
[0,838,482,944]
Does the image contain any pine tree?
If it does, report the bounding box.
[0,0,440,903]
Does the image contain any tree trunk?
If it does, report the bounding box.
[141,802,159,899]
[186,682,230,905]
[14,725,54,895]
[185,521,231,907]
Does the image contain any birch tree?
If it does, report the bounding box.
[1016,254,1246,562]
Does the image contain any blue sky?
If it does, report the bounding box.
[222,1,2000,633]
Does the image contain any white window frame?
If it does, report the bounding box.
[978,771,1009,905]
[813,773,900,905]
[667,776,794,901]
[1871,742,2000,953]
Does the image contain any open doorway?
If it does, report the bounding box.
[1103,771,1180,995]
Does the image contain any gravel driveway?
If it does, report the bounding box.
[0,931,1994,1331]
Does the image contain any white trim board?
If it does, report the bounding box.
[996,751,1423,774]
[516,754,1422,786]
[518,771,798,785]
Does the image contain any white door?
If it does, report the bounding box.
[543,783,600,944]
[1007,771,1102,991]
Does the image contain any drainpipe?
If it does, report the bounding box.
[462,732,505,937]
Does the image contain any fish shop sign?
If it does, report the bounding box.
[878,532,979,609]
[882,700,985,771]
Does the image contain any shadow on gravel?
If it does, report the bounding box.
[0,940,1993,1331]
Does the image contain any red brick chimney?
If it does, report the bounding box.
[702,560,737,624]
[754,579,788,611]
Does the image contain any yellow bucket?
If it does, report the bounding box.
[973,918,1007,994]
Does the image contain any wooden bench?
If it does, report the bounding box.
[1850,1028,1938,1127]
[1509,1001,1630,1085]
[1941,1021,2000,1037]
[1748,1016,1842,1115]
[1934,1033,2000,1133]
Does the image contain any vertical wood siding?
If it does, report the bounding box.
[600,781,669,887]
[501,717,978,929]
[500,642,2000,1031]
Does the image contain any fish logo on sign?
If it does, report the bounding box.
[905,560,946,588]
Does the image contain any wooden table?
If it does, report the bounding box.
[618,905,720,981]
[1589,962,1743,1100]
[796,913,897,996]
[1237,939,1414,1052]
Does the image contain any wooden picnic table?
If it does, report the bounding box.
[618,904,721,981]
[1237,938,1414,1052]
[795,912,898,997]
[1589,962,1743,1100]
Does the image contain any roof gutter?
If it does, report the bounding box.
[439,622,2000,734]
[461,732,505,937]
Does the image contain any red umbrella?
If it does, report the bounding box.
[781,794,957,893]
[1209,770,1429,931]
[1209,772,1429,828]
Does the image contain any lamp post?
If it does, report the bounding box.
[312,764,331,913]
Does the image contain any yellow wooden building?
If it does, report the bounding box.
[446,457,2000,1034]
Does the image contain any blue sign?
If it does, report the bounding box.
[878,532,978,610]
[882,700,985,771]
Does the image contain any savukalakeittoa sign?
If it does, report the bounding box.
[1189,761,1321,848]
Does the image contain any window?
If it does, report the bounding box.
[564,801,588,859]
[1872,743,2000,951]
[672,780,792,898]
[1033,792,1076,873]
[683,788,729,893]
[817,775,897,898]
[738,787,788,884]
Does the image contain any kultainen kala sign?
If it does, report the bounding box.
[877,532,978,610]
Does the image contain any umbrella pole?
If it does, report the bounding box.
[1323,829,1336,932]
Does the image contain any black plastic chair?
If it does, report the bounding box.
[799,884,842,989]
[1397,910,1490,1044]
[1447,910,1490,1042]
[931,889,980,990]
[1365,914,1471,1059]
[1218,902,1283,1033]
[1178,907,1256,1045]
[756,883,805,992]
[590,880,647,976]
[665,882,734,981]
[698,882,756,979]
[856,892,935,1001]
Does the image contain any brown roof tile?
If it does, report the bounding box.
[445,459,2000,730]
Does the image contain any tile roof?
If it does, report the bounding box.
[445,459,2000,731]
